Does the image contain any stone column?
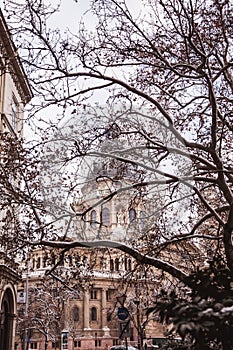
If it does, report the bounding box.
[102,288,110,336]
[83,289,90,330]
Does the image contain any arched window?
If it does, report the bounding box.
[110,259,114,271]
[115,258,120,271]
[72,306,79,322]
[90,210,97,228]
[129,208,136,222]
[101,208,110,226]
[91,307,97,321]
[128,259,132,271]
[124,257,128,271]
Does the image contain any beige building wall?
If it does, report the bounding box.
[15,171,166,350]
[0,8,32,350]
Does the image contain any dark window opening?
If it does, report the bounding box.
[110,259,114,271]
[72,306,79,321]
[91,307,97,321]
[129,208,136,222]
[115,258,120,271]
[91,290,97,299]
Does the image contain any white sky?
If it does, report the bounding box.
[48,0,143,30]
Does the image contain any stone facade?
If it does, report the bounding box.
[0,8,32,350]
[15,246,166,350]
[14,171,170,350]
[14,160,199,350]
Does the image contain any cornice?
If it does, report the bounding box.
[0,9,33,105]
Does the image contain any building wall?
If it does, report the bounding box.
[0,8,32,350]
[14,173,165,350]
[14,158,198,350]
[15,247,166,350]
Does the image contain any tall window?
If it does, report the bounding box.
[36,257,41,269]
[101,208,110,226]
[129,208,136,222]
[72,306,79,322]
[90,210,97,228]
[91,290,97,299]
[43,255,47,268]
[110,259,114,271]
[91,307,97,321]
[11,95,18,129]
[115,258,120,271]
[51,253,56,265]
[128,259,132,271]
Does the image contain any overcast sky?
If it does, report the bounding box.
[48,0,143,30]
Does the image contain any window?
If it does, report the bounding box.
[101,208,110,226]
[128,259,132,271]
[115,258,120,271]
[110,259,114,271]
[30,343,37,349]
[129,208,136,222]
[43,255,47,268]
[124,258,128,270]
[36,257,41,269]
[124,258,132,271]
[11,95,19,129]
[74,340,81,348]
[94,333,101,347]
[51,253,56,265]
[107,310,112,321]
[90,210,97,227]
[91,307,97,321]
[72,306,79,322]
[90,290,97,299]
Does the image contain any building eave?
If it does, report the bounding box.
[0,9,33,104]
